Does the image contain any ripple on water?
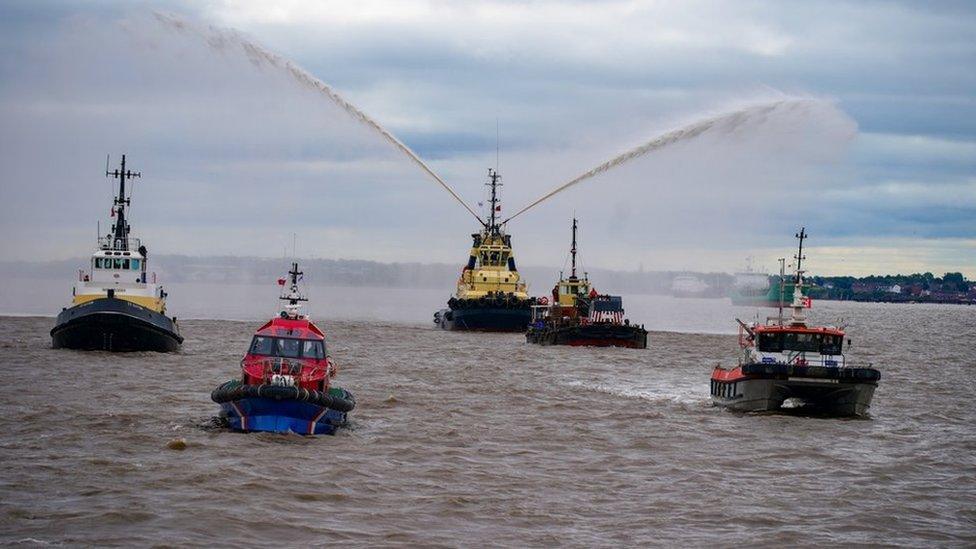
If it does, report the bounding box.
[0,306,974,546]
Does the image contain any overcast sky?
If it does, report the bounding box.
[1,0,973,277]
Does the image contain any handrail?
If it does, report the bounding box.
[98,236,142,250]
[241,356,331,383]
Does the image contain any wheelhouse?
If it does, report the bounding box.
[754,327,844,355]
[248,335,326,360]
[556,278,590,307]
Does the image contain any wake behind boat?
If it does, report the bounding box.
[710,229,880,416]
[50,155,182,352]
[212,262,355,435]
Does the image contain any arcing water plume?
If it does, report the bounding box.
[152,12,485,225]
[502,98,852,224]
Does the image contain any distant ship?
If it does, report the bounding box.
[711,229,880,416]
[729,259,795,307]
[434,169,534,331]
[525,218,647,348]
[670,274,709,298]
[50,156,182,352]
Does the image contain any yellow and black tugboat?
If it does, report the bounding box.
[51,155,182,352]
[525,218,647,348]
[434,169,535,331]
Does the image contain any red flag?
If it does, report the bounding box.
[110,207,115,218]
[495,205,501,211]
[277,278,286,286]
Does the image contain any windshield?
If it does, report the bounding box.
[757,332,843,354]
[249,336,326,359]
[302,340,325,359]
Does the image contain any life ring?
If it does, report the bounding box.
[539,296,549,305]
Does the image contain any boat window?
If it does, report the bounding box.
[480,251,490,266]
[302,340,325,360]
[762,331,827,353]
[783,332,820,353]
[250,336,274,356]
[130,259,141,270]
[94,258,102,269]
[821,335,843,355]
[275,338,301,358]
[758,332,782,352]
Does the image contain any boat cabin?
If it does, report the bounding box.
[242,317,332,390]
[457,230,527,297]
[88,245,148,284]
[744,325,847,367]
[555,276,591,307]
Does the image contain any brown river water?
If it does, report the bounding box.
[1,291,974,546]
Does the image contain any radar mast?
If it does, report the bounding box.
[106,155,140,250]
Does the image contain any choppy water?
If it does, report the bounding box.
[1,299,974,546]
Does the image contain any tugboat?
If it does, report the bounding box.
[525,218,647,348]
[434,169,534,331]
[710,228,880,416]
[211,262,355,435]
[50,155,182,352]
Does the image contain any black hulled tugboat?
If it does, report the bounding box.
[51,155,182,352]
[434,169,535,331]
[710,228,880,416]
[525,218,647,348]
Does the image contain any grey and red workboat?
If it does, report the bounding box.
[710,228,880,417]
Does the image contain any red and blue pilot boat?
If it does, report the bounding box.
[212,262,355,435]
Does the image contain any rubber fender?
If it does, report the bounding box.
[211,380,356,412]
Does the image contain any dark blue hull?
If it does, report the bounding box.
[435,307,531,332]
[219,397,348,435]
[51,297,182,352]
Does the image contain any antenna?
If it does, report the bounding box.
[778,257,786,324]
[570,217,578,279]
[495,118,499,172]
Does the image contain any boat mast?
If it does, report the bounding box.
[570,217,578,280]
[790,227,808,325]
[777,257,786,324]
[106,155,140,251]
[487,168,501,235]
[280,261,308,317]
